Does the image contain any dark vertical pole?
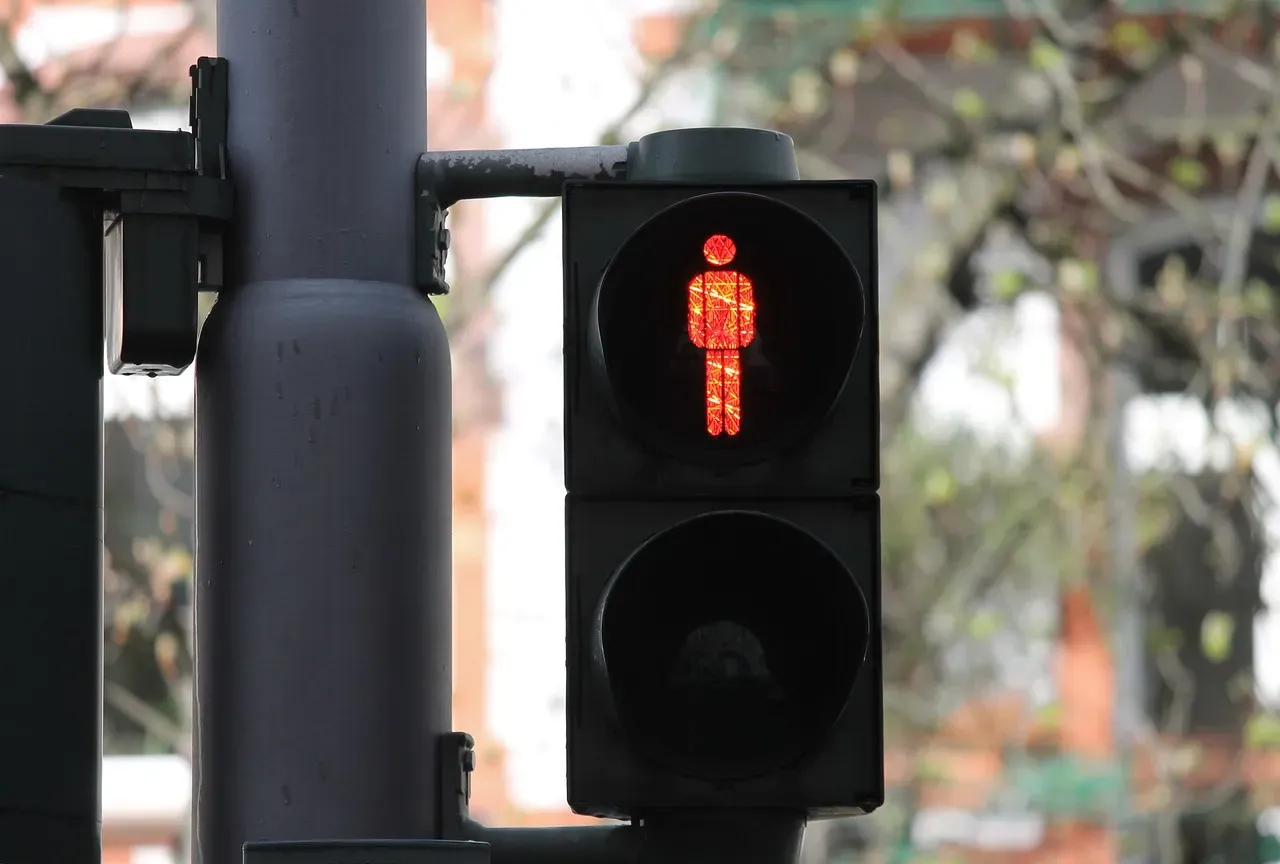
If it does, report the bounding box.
[0,178,103,864]
[195,2,447,863]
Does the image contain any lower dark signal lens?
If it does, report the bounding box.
[597,511,870,781]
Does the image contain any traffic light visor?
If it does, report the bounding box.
[597,511,871,781]
[592,192,865,464]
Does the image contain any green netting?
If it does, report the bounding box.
[1004,756,1128,818]
[720,0,1277,23]
[726,0,1006,20]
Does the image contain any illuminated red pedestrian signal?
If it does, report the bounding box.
[588,190,866,467]
[687,233,756,437]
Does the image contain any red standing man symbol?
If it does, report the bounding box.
[687,233,756,437]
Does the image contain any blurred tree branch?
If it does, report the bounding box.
[1,0,208,122]
[105,680,190,759]
[690,0,1280,851]
[0,11,50,117]
[442,19,714,336]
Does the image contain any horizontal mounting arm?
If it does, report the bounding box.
[414,145,628,295]
[418,145,629,209]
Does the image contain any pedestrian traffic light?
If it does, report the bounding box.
[563,180,882,819]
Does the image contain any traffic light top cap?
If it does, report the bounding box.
[627,127,799,183]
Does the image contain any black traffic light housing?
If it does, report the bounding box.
[563,176,882,821]
[0,60,228,378]
[566,182,877,495]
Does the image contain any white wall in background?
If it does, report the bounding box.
[484,0,710,811]
[102,754,190,827]
[13,3,194,70]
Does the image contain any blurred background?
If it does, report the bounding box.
[4,0,1280,861]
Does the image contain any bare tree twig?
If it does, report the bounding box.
[1215,36,1280,347]
[1191,32,1277,91]
[119,417,196,520]
[443,21,713,332]
[0,16,50,116]
[105,680,191,759]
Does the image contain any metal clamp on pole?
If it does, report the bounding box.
[414,145,628,295]
[441,730,806,864]
[0,55,233,376]
[441,731,640,864]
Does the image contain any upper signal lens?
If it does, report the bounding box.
[592,192,865,465]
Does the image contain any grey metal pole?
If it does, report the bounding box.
[194,3,448,863]
[0,177,103,864]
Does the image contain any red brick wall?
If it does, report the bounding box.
[103,846,134,864]
[103,830,179,864]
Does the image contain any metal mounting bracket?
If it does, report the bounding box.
[414,145,629,296]
[410,129,799,298]
[0,57,232,285]
[439,731,477,840]
[0,56,233,375]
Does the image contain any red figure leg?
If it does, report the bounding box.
[705,349,742,437]
[722,349,742,436]
[705,349,724,436]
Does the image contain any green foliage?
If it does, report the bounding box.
[1058,259,1099,295]
[966,609,1004,641]
[1199,610,1235,663]
[1108,20,1152,54]
[878,423,1080,710]
[1028,38,1067,72]
[691,0,1280,856]
[433,291,455,329]
[1167,156,1209,190]
[1246,711,1280,749]
[990,269,1028,301]
[1035,701,1063,730]
[1244,278,1274,316]
[951,88,986,121]
[1147,625,1183,654]
[914,753,954,782]
[1263,196,1280,234]
[103,418,195,755]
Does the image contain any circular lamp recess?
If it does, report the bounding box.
[594,511,871,782]
[589,191,866,468]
